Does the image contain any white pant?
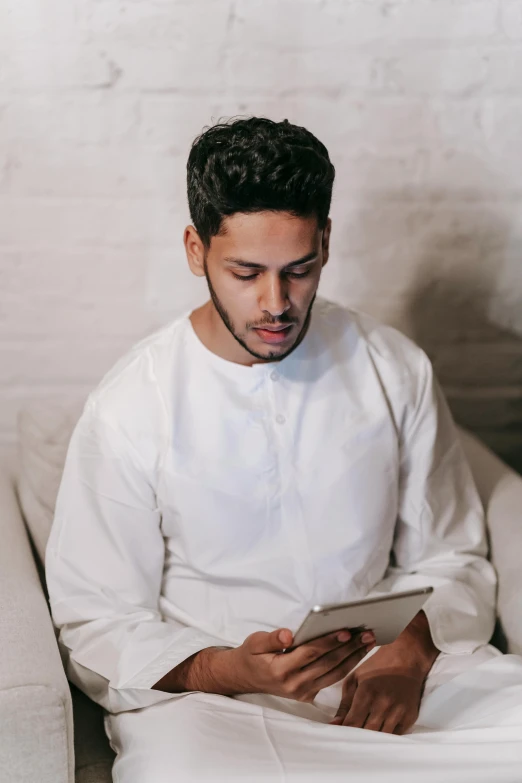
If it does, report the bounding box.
[105,645,522,783]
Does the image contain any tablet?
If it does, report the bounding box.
[285,586,434,651]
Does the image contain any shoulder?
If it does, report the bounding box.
[80,314,188,447]
[314,296,432,398]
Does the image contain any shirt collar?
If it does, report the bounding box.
[183,311,314,384]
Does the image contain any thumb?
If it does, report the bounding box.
[246,628,293,654]
[330,677,356,725]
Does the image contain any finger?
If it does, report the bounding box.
[380,709,404,735]
[312,643,372,692]
[247,628,293,654]
[300,631,374,675]
[393,713,417,735]
[363,710,388,732]
[292,631,354,663]
[341,691,372,729]
[343,709,370,729]
[363,717,385,732]
[330,677,357,725]
[294,629,375,667]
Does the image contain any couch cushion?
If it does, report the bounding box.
[16,399,86,565]
[16,400,117,781]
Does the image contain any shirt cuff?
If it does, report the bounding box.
[421,598,494,656]
[126,629,234,691]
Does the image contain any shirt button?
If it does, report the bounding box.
[276,414,286,425]
[270,370,279,381]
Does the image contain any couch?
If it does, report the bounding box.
[1,401,521,783]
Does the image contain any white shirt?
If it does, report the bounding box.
[46,297,497,714]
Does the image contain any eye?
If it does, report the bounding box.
[231,269,312,282]
[232,272,258,281]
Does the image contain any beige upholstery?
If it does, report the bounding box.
[16,399,87,565]
[1,401,521,782]
[459,429,522,657]
[0,445,114,783]
[0,451,75,783]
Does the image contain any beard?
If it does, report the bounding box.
[203,258,315,362]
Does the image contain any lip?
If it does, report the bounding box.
[254,325,294,344]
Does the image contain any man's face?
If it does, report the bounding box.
[186,211,331,363]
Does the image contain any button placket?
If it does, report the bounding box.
[267,367,285,425]
[266,369,314,595]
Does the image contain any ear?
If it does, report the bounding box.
[321,217,332,268]
[184,225,206,278]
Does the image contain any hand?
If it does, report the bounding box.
[329,648,426,733]
[329,612,439,734]
[217,626,377,702]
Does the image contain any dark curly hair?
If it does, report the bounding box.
[187,116,335,248]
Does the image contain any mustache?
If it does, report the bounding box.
[250,318,297,329]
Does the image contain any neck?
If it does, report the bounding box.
[189,300,313,367]
[189,302,260,366]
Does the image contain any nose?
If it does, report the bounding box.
[259,274,290,318]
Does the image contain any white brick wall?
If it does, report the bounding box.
[1,0,522,471]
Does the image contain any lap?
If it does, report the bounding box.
[106,645,522,783]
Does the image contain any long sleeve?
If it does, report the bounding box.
[45,406,232,714]
[370,349,497,655]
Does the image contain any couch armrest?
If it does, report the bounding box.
[486,467,522,657]
[0,453,74,783]
[459,429,522,657]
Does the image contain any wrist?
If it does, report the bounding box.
[185,647,231,693]
[152,646,237,695]
[392,611,440,674]
[189,646,247,695]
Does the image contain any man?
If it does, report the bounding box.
[46,117,522,782]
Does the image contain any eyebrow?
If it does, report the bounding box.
[223,250,318,270]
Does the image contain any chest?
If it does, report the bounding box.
[155,363,399,582]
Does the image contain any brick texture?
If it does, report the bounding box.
[1,0,521,472]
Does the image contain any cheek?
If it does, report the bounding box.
[227,292,263,335]
[292,279,319,309]
[219,279,252,314]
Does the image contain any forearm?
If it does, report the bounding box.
[152,646,239,695]
[392,610,440,673]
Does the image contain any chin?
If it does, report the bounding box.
[254,339,297,361]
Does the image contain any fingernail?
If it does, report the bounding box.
[337,631,351,642]
[361,632,374,643]
[330,719,342,725]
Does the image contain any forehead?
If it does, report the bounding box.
[210,211,320,263]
